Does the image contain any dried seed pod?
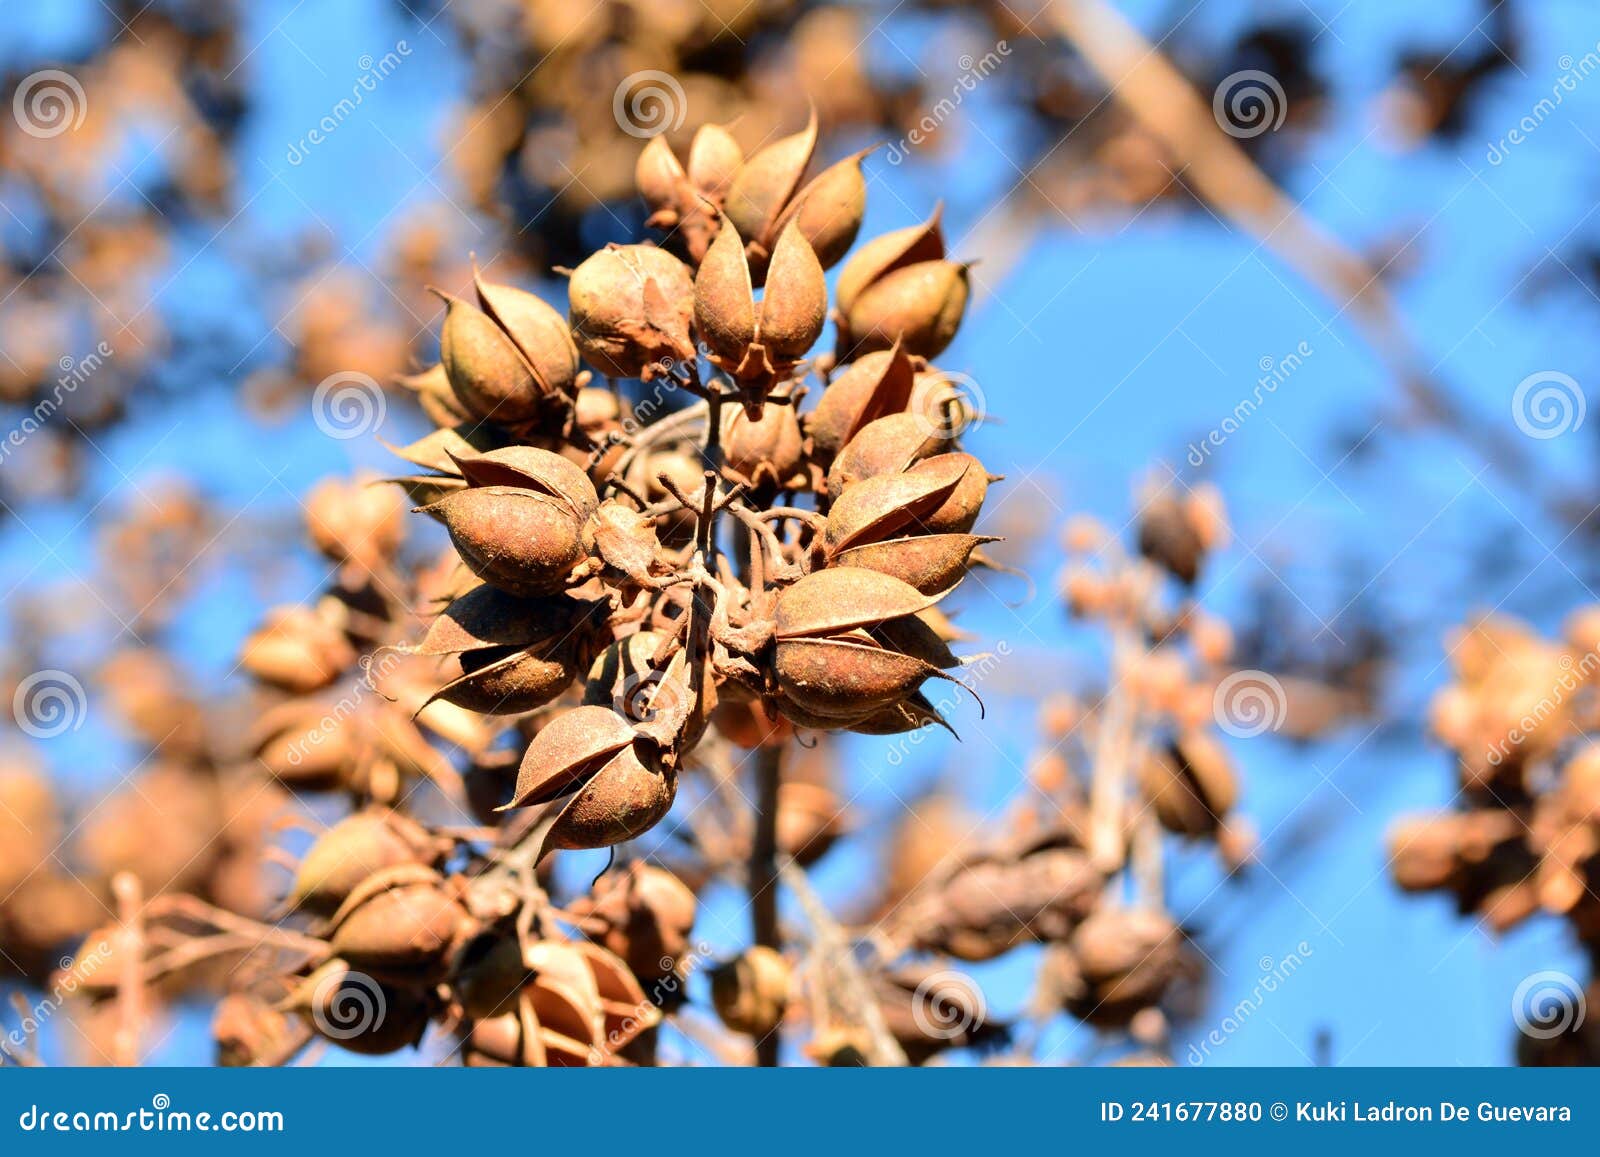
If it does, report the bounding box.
[775,779,846,866]
[832,533,993,595]
[567,244,694,380]
[825,455,971,556]
[723,113,818,277]
[327,867,468,976]
[437,291,545,424]
[827,411,943,499]
[419,585,601,714]
[305,474,407,570]
[835,206,946,316]
[589,498,672,590]
[806,344,917,466]
[289,809,443,914]
[875,963,1002,1063]
[447,445,599,518]
[422,487,590,598]
[1063,908,1186,1027]
[722,397,806,488]
[239,604,355,694]
[1139,732,1238,837]
[842,260,970,359]
[771,149,871,271]
[569,861,697,986]
[710,945,791,1037]
[694,221,825,382]
[501,705,677,856]
[581,632,711,748]
[471,265,581,400]
[774,565,941,640]
[687,123,743,202]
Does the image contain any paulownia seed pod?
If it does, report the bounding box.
[710,945,791,1037]
[567,244,694,380]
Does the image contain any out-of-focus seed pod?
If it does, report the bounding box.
[289,809,443,914]
[1389,814,1468,892]
[327,865,468,977]
[710,945,791,1037]
[304,473,406,571]
[1137,490,1206,586]
[567,244,694,380]
[569,861,697,986]
[806,343,917,467]
[0,762,58,895]
[213,993,298,1067]
[875,963,1002,1064]
[687,123,743,202]
[239,603,355,694]
[1062,908,1186,1027]
[1139,731,1238,837]
[775,779,846,865]
[842,260,970,360]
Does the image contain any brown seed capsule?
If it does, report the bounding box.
[772,149,871,271]
[305,473,408,570]
[327,866,468,976]
[723,112,818,278]
[239,604,355,694]
[213,993,298,1067]
[806,344,917,466]
[843,260,970,359]
[775,780,846,866]
[569,861,697,985]
[447,445,599,519]
[694,221,826,382]
[290,809,443,914]
[472,265,581,400]
[423,487,590,598]
[710,945,791,1037]
[437,291,544,424]
[567,244,694,380]
[835,206,946,316]
[1139,732,1238,837]
[723,398,806,488]
[687,123,744,202]
[501,705,677,856]
[825,455,971,556]
[827,411,944,499]
[419,585,601,714]
[581,632,710,749]
[1064,908,1186,1027]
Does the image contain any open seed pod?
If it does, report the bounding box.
[826,411,945,499]
[289,809,445,915]
[567,244,694,380]
[501,705,677,857]
[695,220,826,385]
[636,125,744,263]
[421,465,593,597]
[841,259,970,360]
[418,584,604,714]
[825,454,994,593]
[1139,730,1239,838]
[436,264,579,424]
[806,343,917,467]
[581,631,714,751]
[721,392,806,488]
[772,567,956,724]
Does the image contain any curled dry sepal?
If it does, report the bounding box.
[375,118,995,861]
